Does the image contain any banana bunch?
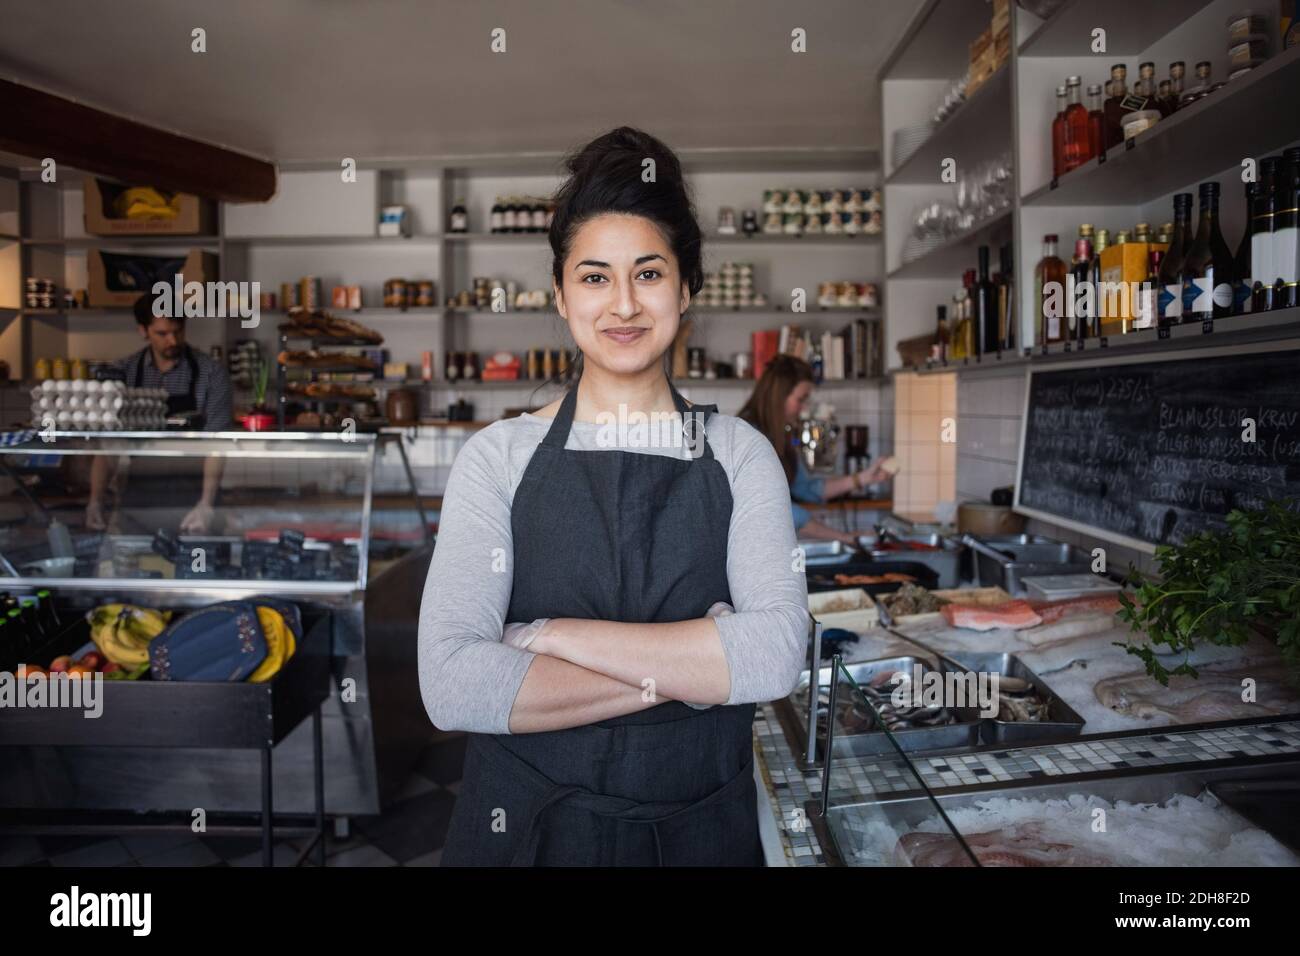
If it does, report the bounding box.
[248,606,296,683]
[88,604,171,667]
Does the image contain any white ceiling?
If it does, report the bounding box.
[0,0,923,165]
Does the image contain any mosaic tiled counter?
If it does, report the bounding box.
[753,706,1300,867]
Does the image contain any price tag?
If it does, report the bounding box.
[1202,318,1214,334]
[1157,326,1171,340]
[1100,336,1109,348]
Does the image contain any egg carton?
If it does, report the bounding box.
[30,379,169,431]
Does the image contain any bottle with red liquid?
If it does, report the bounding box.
[1050,84,1067,178]
[1086,83,1104,161]
[1062,76,1089,172]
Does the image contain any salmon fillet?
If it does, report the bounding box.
[941,599,1043,631]
[1028,594,1123,624]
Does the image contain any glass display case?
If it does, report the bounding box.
[0,431,434,819]
[810,656,977,866]
[0,431,428,591]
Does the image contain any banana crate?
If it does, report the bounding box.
[0,599,331,749]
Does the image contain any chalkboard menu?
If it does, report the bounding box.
[1016,348,1300,548]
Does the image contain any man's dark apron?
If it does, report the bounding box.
[118,346,207,522]
[440,376,764,866]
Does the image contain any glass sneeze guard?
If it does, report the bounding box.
[818,653,980,867]
[0,431,425,595]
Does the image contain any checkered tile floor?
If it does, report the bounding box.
[0,734,467,867]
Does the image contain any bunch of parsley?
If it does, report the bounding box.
[1116,500,1300,686]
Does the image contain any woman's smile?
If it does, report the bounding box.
[601,325,650,344]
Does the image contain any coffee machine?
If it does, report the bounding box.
[844,424,870,477]
[797,403,841,472]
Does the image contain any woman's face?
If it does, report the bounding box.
[553,213,688,377]
[785,380,813,424]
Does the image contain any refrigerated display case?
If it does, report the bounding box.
[0,430,433,819]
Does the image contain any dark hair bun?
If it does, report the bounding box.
[549,127,703,297]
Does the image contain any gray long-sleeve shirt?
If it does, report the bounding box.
[417,407,811,735]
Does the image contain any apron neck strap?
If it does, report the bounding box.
[541,373,718,459]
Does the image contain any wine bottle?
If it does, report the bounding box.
[1251,156,1279,312]
[1035,234,1067,345]
[1136,249,1163,330]
[1166,61,1185,113]
[1181,181,1235,324]
[1234,181,1257,315]
[1071,234,1093,342]
[934,305,949,363]
[1158,193,1192,327]
[976,245,999,356]
[1274,147,1300,310]
[998,242,1015,351]
[35,588,62,633]
[1090,228,1109,334]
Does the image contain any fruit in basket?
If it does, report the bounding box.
[67,664,92,677]
[247,606,295,683]
[80,651,103,670]
[88,603,172,666]
[100,661,122,675]
[48,655,72,673]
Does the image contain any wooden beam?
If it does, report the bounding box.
[0,79,276,203]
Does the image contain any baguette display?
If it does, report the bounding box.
[280,306,384,344]
[278,349,378,371]
[285,381,377,400]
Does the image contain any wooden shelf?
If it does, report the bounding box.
[1021,46,1300,206]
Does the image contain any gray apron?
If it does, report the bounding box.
[119,346,206,524]
[440,376,763,866]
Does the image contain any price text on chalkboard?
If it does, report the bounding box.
[1018,350,1300,546]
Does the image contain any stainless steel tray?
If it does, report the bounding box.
[968,533,1094,596]
[799,539,855,566]
[825,758,1300,867]
[790,656,983,758]
[866,531,963,589]
[946,651,1086,744]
